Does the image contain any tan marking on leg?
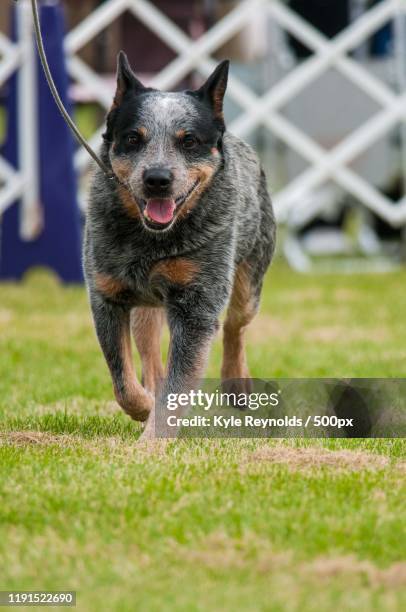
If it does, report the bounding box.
[95,273,130,300]
[150,258,199,285]
[131,308,165,395]
[114,323,153,422]
[221,262,257,381]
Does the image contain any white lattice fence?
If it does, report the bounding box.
[2,0,406,237]
[64,0,406,227]
[0,0,40,240]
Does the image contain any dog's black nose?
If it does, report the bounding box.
[143,168,173,192]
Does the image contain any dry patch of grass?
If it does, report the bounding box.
[309,556,406,588]
[0,308,13,326]
[244,444,390,471]
[304,325,390,343]
[245,314,389,345]
[0,431,127,453]
[0,430,172,462]
[332,288,360,301]
[0,431,77,446]
[246,314,298,342]
[29,399,120,417]
[2,526,151,580]
[172,531,406,588]
[1,434,402,473]
[170,531,291,571]
[280,288,324,302]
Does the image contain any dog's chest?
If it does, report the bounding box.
[98,253,198,307]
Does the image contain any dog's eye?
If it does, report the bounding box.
[182,135,198,150]
[126,133,140,147]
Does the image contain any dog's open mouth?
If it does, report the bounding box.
[143,179,200,229]
[144,199,176,225]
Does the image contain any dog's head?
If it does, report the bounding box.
[104,52,229,231]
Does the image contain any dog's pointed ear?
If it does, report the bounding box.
[196,60,230,122]
[114,51,145,107]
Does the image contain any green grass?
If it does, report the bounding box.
[0,260,405,611]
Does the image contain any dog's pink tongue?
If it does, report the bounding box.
[146,199,176,224]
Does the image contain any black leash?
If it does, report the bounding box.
[14,0,115,180]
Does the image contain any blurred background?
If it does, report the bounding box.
[0,0,406,280]
[1,6,405,602]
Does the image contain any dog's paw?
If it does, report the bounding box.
[137,391,155,422]
[117,388,155,422]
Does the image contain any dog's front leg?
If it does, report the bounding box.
[90,295,153,421]
[141,308,218,440]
